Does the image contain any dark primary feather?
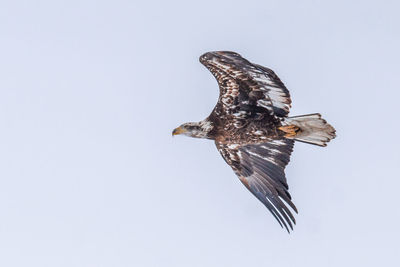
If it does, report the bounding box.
[200,51,291,121]
[216,140,297,232]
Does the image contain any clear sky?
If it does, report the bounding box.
[1,0,399,266]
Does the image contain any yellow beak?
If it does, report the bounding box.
[172,126,187,136]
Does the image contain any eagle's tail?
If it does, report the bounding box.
[279,113,336,147]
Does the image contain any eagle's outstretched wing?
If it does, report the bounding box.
[216,139,297,232]
[200,51,291,120]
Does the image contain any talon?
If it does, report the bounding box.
[278,125,300,137]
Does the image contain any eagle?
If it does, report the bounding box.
[172,51,335,232]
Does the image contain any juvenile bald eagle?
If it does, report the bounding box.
[173,51,335,232]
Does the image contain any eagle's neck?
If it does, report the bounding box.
[188,119,214,139]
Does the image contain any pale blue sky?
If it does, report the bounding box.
[1,1,399,266]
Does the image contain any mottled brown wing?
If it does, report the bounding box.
[200,51,291,120]
[216,139,297,232]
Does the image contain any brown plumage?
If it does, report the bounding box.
[173,51,336,232]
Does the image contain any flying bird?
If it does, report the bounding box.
[172,51,335,232]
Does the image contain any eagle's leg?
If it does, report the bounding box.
[278,125,300,138]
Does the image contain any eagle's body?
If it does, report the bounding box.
[207,112,283,144]
[173,51,335,232]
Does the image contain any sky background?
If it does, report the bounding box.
[1,0,399,266]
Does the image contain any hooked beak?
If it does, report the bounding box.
[172,126,187,136]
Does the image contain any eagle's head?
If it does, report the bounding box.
[172,120,213,139]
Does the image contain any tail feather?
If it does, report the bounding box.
[281,113,336,147]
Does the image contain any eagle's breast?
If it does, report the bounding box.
[211,116,283,145]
